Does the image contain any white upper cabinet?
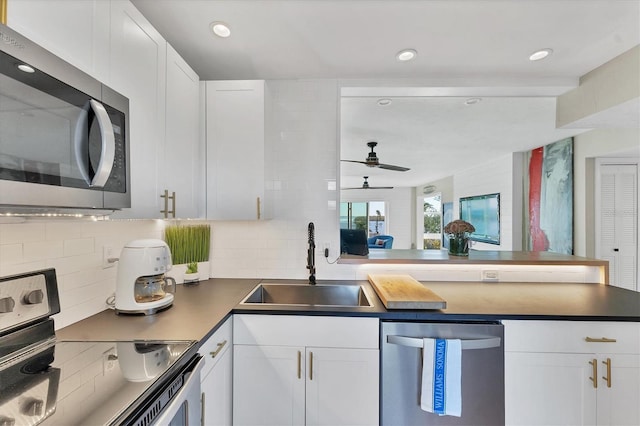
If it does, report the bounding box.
[109,0,166,219]
[7,0,204,219]
[7,0,111,83]
[163,44,203,219]
[205,80,269,220]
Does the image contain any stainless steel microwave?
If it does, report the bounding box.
[0,24,130,215]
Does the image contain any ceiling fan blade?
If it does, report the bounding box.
[341,159,369,165]
[378,163,410,172]
[341,186,394,190]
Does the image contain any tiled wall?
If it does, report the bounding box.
[0,218,164,329]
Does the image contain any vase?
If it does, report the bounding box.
[183,272,200,285]
[448,234,470,256]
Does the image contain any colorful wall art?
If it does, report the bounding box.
[526,137,573,254]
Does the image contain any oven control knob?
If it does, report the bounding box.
[0,416,15,426]
[0,297,15,313]
[23,290,44,305]
[21,398,44,416]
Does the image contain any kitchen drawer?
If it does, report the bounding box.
[200,316,232,378]
[504,320,640,354]
[234,314,379,349]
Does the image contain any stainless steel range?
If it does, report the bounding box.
[0,269,203,425]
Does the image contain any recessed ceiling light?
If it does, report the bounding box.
[17,64,35,73]
[464,97,482,105]
[396,49,417,62]
[377,98,392,106]
[211,21,231,38]
[529,48,553,61]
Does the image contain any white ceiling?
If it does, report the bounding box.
[132,0,640,188]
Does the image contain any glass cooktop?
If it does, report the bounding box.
[0,338,196,426]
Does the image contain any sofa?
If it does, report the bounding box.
[367,235,394,249]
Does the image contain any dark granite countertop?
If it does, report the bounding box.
[56,278,640,346]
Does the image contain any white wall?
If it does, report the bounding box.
[453,152,523,251]
[573,128,640,256]
[340,187,414,249]
[0,219,164,328]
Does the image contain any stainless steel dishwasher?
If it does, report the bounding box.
[381,321,504,425]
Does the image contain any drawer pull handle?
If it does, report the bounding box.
[209,340,228,358]
[297,351,302,379]
[585,337,617,343]
[589,359,598,388]
[602,358,612,388]
[309,351,314,381]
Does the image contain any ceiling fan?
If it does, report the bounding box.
[341,176,394,190]
[341,141,410,172]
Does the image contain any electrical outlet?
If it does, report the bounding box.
[323,242,331,258]
[481,270,499,282]
[103,347,117,373]
[103,245,116,269]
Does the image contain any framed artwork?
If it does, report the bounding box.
[526,137,573,254]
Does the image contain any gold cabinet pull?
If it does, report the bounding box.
[585,337,617,343]
[209,340,227,358]
[602,358,612,388]
[309,351,314,381]
[201,392,206,426]
[589,359,598,388]
[256,197,261,220]
[297,350,301,379]
[160,189,176,218]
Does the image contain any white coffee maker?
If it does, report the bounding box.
[115,239,176,315]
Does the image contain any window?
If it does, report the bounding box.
[340,201,387,237]
[423,194,442,249]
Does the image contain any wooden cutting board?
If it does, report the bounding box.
[368,274,447,310]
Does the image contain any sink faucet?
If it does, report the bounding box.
[307,222,316,285]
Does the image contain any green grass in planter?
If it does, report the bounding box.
[164,224,210,265]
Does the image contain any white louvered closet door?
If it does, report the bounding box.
[599,164,638,291]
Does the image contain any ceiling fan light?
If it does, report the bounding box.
[211,21,231,38]
[529,48,553,61]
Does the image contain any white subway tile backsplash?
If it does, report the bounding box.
[63,238,95,257]
[0,243,23,264]
[0,222,46,244]
[23,240,64,262]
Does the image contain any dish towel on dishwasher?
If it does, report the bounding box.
[420,338,462,417]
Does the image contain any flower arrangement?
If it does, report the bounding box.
[443,220,475,256]
[444,219,475,236]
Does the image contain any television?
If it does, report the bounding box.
[340,228,369,256]
[459,193,500,245]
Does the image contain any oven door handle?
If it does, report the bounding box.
[387,335,501,350]
[153,356,205,425]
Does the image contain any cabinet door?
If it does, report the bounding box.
[233,345,305,426]
[164,43,203,218]
[202,346,233,426]
[505,352,597,426]
[109,0,166,219]
[305,347,379,426]
[7,0,110,82]
[205,80,265,220]
[597,354,640,426]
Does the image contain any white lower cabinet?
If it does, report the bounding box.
[233,315,379,426]
[200,317,233,426]
[504,320,640,426]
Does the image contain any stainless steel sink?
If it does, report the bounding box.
[239,283,373,307]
